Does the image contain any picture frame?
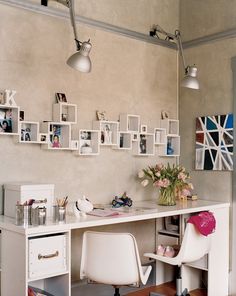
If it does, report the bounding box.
[96,110,107,121]
[55,93,67,103]
[132,133,138,141]
[161,110,170,119]
[101,123,112,144]
[140,125,147,133]
[139,134,147,154]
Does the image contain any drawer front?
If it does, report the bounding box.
[28,234,67,279]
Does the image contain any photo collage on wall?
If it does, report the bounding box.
[195,113,233,171]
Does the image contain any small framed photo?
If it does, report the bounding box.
[40,134,47,142]
[55,93,67,103]
[96,110,107,121]
[101,123,112,144]
[161,110,170,119]
[132,133,138,141]
[141,125,147,133]
[20,110,24,121]
[139,134,147,154]
[21,127,31,141]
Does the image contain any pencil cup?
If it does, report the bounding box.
[16,205,31,226]
[53,205,59,223]
[58,206,66,223]
[31,207,47,226]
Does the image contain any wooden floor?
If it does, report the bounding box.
[125,282,207,296]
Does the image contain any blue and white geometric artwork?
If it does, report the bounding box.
[195,114,233,171]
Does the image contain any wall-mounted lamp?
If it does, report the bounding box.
[41,0,92,73]
[150,25,199,90]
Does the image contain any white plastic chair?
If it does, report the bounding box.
[80,231,152,296]
[144,223,211,296]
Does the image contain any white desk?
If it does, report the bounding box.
[0,199,230,296]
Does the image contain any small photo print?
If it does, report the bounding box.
[20,110,24,121]
[55,93,67,103]
[40,134,47,142]
[96,110,107,121]
[101,124,112,144]
[139,134,147,154]
[141,125,147,133]
[0,119,12,133]
[21,126,31,141]
[80,131,91,140]
[51,125,61,148]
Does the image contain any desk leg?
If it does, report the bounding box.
[208,207,229,296]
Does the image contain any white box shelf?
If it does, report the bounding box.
[133,133,155,156]
[19,121,39,143]
[76,129,100,155]
[114,132,132,150]
[119,114,140,132]
[41,122,72,150]
[53,103,77,124]
[160,119,179,136]
[0,105,19,135]
[93,120,119,146]
[154,128,166,145]
[158,135,180,157]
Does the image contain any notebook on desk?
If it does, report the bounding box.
[88,209,121,217]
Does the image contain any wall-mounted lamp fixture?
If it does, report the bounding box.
[41,0,92,73]
[150,25,199,90]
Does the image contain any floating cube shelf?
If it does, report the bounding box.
[53,103,77,124]
[119,114,140,132]
[0,105,19,135]
[93,121,119,146]
[19,121,39,143]
[114,132,132,150]
[154,128,166,145]
[158,135,180,157]
[76,129,100,155]
[160,119,179,136]
[133,133,155,156]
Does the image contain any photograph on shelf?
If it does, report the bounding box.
[133,133,138,141]
[141,125,147,133]
[21,124,31,141]
[80,131,92,153]
[96,110,107,121]
[101,123,112,144]
[61,113,67,121]
[139,134,147,154]
[51,125,61,148]
[40,134,47,142]
[0,108,12,133]
[161,110,170,119]
[55,92,67,103]
[19,110,24,121]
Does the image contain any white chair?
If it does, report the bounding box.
[144,223,211,296]
[80,231,152,296]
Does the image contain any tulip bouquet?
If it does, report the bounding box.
[138,163,193,205]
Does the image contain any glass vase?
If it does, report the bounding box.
[158,186,176,206]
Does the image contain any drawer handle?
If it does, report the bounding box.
[38,250,59,260]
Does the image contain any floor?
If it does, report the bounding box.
[72,282,207,296]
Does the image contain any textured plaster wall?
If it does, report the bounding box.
[0,2,178,281]
[180,0,236,41]
[179,1,235,202]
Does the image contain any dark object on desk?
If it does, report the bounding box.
[112,192,133,208]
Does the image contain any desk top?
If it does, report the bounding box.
[0,199,230,236]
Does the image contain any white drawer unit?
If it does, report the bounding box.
[28,234,67,279]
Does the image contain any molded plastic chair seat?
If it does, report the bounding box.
[80,231,152,296]
[144,223,211,296]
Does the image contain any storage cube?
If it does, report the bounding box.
[4,183,54,218]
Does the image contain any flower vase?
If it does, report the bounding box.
[158,186,176,206]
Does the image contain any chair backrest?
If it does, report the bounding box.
[80,231,144,286]
[177,223,211,264]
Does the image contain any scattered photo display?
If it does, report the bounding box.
[21,124,31,141]
[0,108,12,133]
[50,125,61,148]
[195,114,233,171]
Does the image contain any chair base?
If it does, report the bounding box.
[114,287,120,296]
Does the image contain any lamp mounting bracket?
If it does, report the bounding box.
[41,0,70,8]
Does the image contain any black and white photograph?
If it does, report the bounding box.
[141,125,147,133]
[101,123,112,144]
[21,126,31,141]
[139,134,147,154]
[55,92,67,103]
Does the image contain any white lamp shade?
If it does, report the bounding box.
[181,65,200,90]
[67,41,92,73]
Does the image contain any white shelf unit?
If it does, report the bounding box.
[160,118,179,136]
[133,133,155,156]
[76,129,100,155]
[159,119,180,157]
[114,131,132,150]
[18,121,42,144]
[119,113,140,132]
[41,122,72,150]
[93,120,119,146]
[52,103,77,124]
[0,105,19,135]
[154,128,166,145]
